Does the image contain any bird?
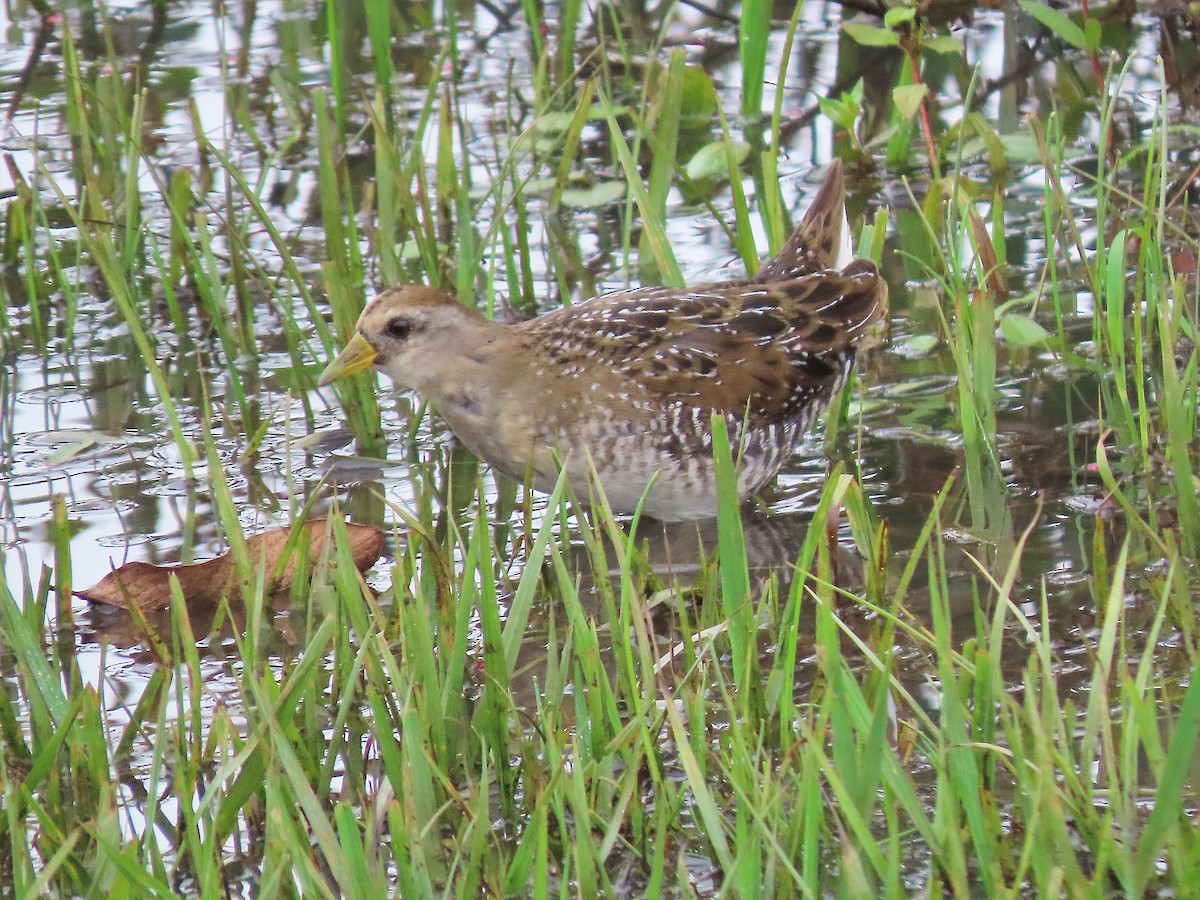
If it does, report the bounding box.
[317,160,887,521]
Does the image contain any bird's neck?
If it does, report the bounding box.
[407,316,513,425]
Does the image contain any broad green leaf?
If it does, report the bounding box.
[999,313,1052,347]
[534,111,575,133]
[892,84,929,122]
[900,333,939,355]
[558,181,626,208]
[998,133,1047,162]
[684,140,751,181]
[680,64,718,127]
[924,35,964,54]
[842,23,900,47]
[1019,0,1087,49]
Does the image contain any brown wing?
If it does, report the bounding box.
[523,259,886,425]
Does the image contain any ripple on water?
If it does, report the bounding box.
[66,498,140,517]
[17,383,88,405]
[95,530,158,548]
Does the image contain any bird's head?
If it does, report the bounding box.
[317,286,488,390]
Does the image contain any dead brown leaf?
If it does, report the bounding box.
[967,208,1009,302]
[77,518,385,612]
[1172,247,1197,275]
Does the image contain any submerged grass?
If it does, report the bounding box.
[1,1,1199,897]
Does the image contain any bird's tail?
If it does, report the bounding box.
[754,159,855,282]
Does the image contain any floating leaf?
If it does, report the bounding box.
[27,429,115,446]
[295,428,355,452]
[646,62,717,130]
[557,181,626,208]
[46,439,98,465]
[1000,313,1052,348]
[684,140,751,182]
[77,519,385,611]
[997,134,1049,163]
[899,333,940,356]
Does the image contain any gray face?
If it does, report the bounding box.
[351,286,491,391]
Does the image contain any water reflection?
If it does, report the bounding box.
[0,2,1184,585]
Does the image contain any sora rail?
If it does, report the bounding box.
[318,161,887,521]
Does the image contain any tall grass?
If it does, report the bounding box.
[4,451,1198,894]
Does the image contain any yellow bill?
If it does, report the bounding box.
[317,333,378,386]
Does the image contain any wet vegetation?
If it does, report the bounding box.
[1,0,1199,895]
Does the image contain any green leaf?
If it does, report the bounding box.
[924,34,964,55]
[684,140,751,181]
[679,64,718,128]
[883,6,915,28]
[892,84,929,122]
[1019,0,1087,50]
[999,313,1052,347]
[47,439,98,465]
[842,23,900,47]
[818,79,863,132]
[818,96,854,131]
[648,61,717,129]
[997,133,1046,163]
[557,181,626,208]
[900,333,939,355]
[534,111,575,133]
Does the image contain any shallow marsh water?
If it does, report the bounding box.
[0,3,1149,604]
[1,0,1199,893]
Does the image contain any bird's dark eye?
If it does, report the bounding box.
[386,318,412,340]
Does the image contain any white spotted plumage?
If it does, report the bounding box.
[320,160,888,520]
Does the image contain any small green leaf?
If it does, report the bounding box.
[883,6,915,28]
[648,62,717,129]
[684,140,751,181]
[818,79,864,132]
[997,133,1046,163]
[47,439,98,465]
[900,333,939,355]
[924,35,964,55]
[534,111,575,133]
[680,64,719,127]
[892,84,929,122]
[558,181,626,208]
[818,96,856,131]
[1019,0,1087,50]
[1000,313,1052,347]
[842,23,900,47]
